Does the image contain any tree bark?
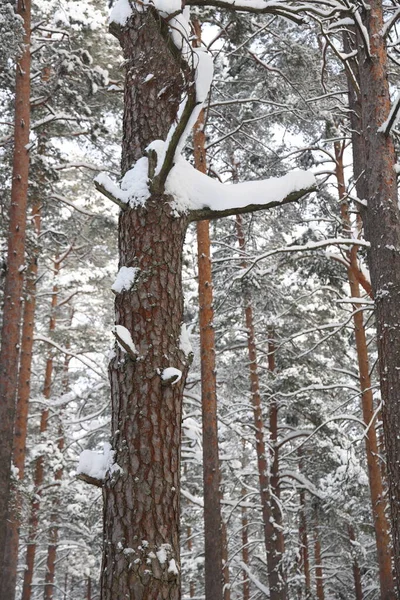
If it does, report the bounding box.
[235,214,286,600]
[193,35,224,595]
[0,0,32,589]
[21,257,60,600]
[100,13,194,600]
[3,203,41,600]
[334,141,394,598]
[299,491,311,599]
[344,5,400,594]
[348,525,363,600]
[313,508,325,600]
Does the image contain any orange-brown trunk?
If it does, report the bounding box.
[0,0,32,592]
[193,31,224,597]
[335,142,393,596]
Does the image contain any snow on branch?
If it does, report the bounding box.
[378,92,400,136]
[77,442,122,487]
[113,325,138,358]
[157,156,317,219]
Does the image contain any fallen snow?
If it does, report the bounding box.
[111,266,139,293]
[95,158,150,208]
[161,367,183,384]
[77,442,120,480]
[115,325,138,355]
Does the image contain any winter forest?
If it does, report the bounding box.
[1,0,400,598]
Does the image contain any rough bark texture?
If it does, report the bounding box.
[100,13,191,600]
[0,0,31,590]
[194,96,224,600]
[344,6,400,594]
[335,142,394,597]
[235,214,286,600]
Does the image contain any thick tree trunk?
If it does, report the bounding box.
[0,0,32,589]
[235,214,286,600]
[335,142,393,597]
[345,4,400,593]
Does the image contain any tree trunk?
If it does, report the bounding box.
[235,213,286,600]
[22,257,60,600]
[299,491,311,599]
[313,509,325,600]
[101,18,188,598]
[0,0,32,589]
[3,203,41,600]
[334,141,394,597]
[345,4,400,594]
[348,525,363,600]
[268,334,285,563]
[193,54,224,598]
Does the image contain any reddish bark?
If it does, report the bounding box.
[348,525,363,600]
[235,213,286,600]
[0,0,32,590]
[193,78,224,600]
[344,4,400,593]
[268,335,285,562]
[335,142,393,597]
[298,491,311,599]
[3,203,41,600]
[22,258,60,600]
[313,509,325,600]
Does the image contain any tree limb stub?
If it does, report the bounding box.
[94,179,128,211]
[76,473,103,488]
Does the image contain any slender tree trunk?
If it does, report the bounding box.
[186,525,195,598]
[344,4,400,593]
[0,0,32,589]
[87,576,92,600]
[22,258,60,600]
[3,203,41,600]
[335,142,393,596]
[267,334,285,562]
[241,440,250,600]
[235,213,286,600]
[348,525,363,600]
[299,491,311,599]
[313,509,325,600]
[43,305,73,600]
[192,22,224,599]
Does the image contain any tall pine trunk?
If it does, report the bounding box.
[22,258,60,600]
[345,4,400,593]
[335,141,393,596]
[193,24,224,595]
[235,213,286,600]
[4,203,41,600]
[0,0,32,590]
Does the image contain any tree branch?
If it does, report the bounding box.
[76,473,103,488]
[188,184,316,221]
